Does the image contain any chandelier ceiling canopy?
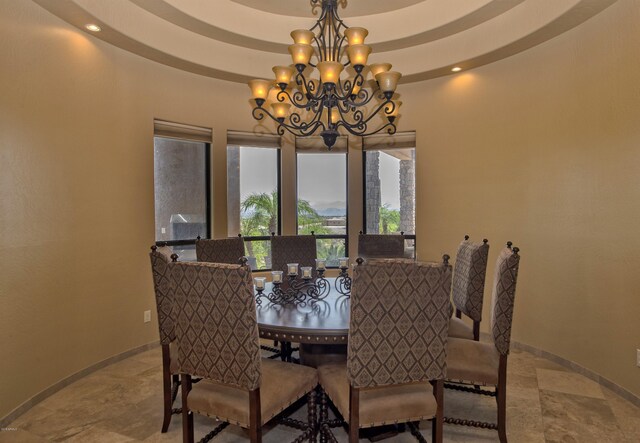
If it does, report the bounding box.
[248,0,402,149]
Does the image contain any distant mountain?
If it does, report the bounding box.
[317,207,346,217]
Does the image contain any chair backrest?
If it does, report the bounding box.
[347,259,452,389]
[490,246,521,356]
[149,245,176,345]
[196,237,246,264]
[357,233,405,259]
[270,235,317,273]
[452,237,490,322]
[170,261,262,391]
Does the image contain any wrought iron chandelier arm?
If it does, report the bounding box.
[335,119,397,137]
[334,73,364,101]
[276,89,314,110]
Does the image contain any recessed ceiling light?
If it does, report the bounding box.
[85,24,101,32]
[451,66,462,72]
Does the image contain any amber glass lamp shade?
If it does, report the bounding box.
[271,102,291,119]
[288,44,314,66]
[273,66,295,86]
[346,45,371,68]
[375,71,402,93]
[248,79,272,100]
[330,107,340,123]
[344,27,368,45]
[291,29,315,45]
[317,61,343,84]
[369,63,392,78]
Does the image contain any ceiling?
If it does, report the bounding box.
[32,0,618,84]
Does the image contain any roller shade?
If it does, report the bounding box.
[362,131,416,151]
[153,119,212,143]
[227,130,281,148]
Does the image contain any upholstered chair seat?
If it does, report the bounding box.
[318,258,452,443]
[171,260,318,443]
[448,316,475,340]
[444,245,521,443]
[188,359,317,428]
[318,362,438,428]
[446,338,501,386]
[450,236,490,341]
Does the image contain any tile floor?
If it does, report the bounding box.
[2,347,639,442]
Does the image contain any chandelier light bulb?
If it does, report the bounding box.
[387,101,402,118]
[375,71,402,93]
[346,45,371,68]
[369,63,392,78]
[344,27,369,45]
[272,66,295,87]
[288,44,315,67]
[291,29,315,45]
[317,61,343,85]
[248,79,272,100]
[271,102,291,119]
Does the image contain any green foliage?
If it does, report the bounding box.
[379,204,400,234]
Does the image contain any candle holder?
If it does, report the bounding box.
[334,259,352,297]
[255,266,331,306]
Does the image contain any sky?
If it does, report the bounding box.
[236,147,403,213]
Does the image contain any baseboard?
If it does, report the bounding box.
[479,332,640,408]
[0,341,160,428]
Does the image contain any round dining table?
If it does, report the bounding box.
[255,278,350,366]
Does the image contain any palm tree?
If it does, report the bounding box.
[379,204,400,234]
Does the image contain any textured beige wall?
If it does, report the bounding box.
[1,0,639,421]
[0,0,259,419]
[399,0,640,398]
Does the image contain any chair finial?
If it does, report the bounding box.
[197,235,201,241]
[506,241,513,249]
[464,234,470,241]
[483,238,489,245]
[151,245,157,251]
[512,247,520,255]
[311,231,315,236]
[359,230,363,235]
[239,256,249,266]
[356,257,364,266]
[238,233,242,238]
[271,232,276,236]
[443,254,450,265]
[400,231,404,236]
[170,254,179,262]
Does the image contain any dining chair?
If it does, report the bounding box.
[357,231,406,259]
[444,245,521,443]
[196,235,246,264]
[170,260,318,443]
[149,244,181,433]
[318,256,452,443]
[449,235,490,341]
[270,234,317,274]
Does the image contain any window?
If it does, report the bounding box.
[153,121,212,261]
[363,132,416,255]
[227,132,281,270]
[296,137,348,267]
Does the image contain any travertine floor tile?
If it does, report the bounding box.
[536,368,605,399]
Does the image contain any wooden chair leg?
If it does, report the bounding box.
[348,386,359,443]
[432,380,443,443]
[319,389,328,443]
[249,389,262,443]
[497,356,508,443]
[308,389,317,443]
[161,344,172,433]
[473,321,481,341]
[181,374,194,443]
[455,309,462,319]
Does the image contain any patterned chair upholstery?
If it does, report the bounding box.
[318,258,452,443]
[196,236,246,264]
[149,245,180,433]
[357,233,406,259]
[449,236,490,341]
[445,245,521,443]
[170,261,318,443]
[270,235,317,273]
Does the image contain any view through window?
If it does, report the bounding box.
[154,136,210,261]
[227,144,280,270]
[364,145,416,256]
[297,152,347,266]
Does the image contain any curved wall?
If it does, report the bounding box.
[1,0,639,422]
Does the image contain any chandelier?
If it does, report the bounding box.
[248,0,402,150]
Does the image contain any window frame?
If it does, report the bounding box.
[153,135,212,248]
